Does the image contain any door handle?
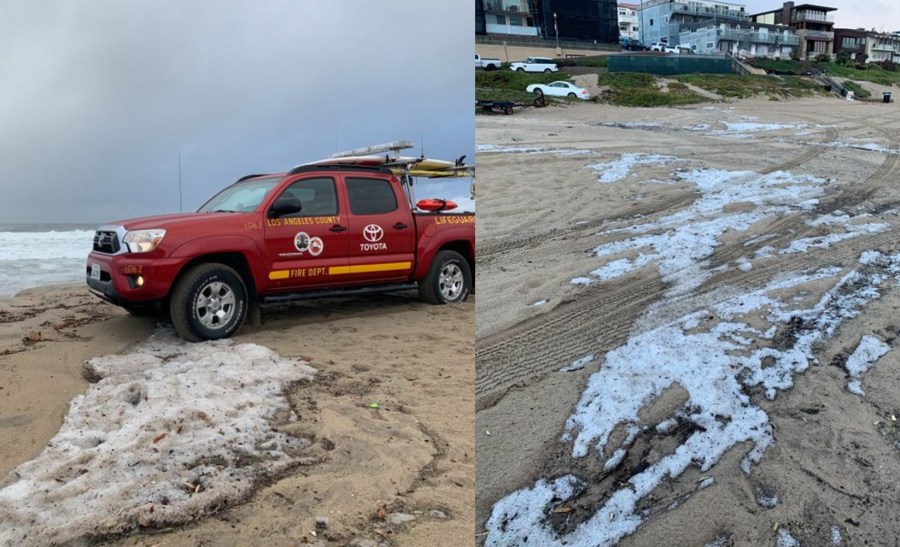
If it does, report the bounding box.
[393,222,408,230]
[329,224,347,232]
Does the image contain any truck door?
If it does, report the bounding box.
[343,175,415,284]
[264,176,350,291]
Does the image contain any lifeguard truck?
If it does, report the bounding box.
[86,141,475,341]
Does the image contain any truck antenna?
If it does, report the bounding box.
[178,152,183,213]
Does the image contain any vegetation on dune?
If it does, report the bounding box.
[475,70,566,91]
[475,71,578,110]
[674,74,826,99]
[554,55,609,68]
[597,72,706,107]
[749,58,900,87]
[841,80,872,99]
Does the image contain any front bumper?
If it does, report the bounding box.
[85,252,182,305]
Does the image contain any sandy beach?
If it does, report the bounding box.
[476,96,900,545]
[0,284,473,546]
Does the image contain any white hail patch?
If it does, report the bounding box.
[844,335,891,395]
[0,328,316,547]
[485,253,900,547]
[587,153,678,184]
[476,144,594,156]
[572,162,885,293]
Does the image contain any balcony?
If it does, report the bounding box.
[484,0,529,13]
[793,11,835,24]
[801,29,834,41]
[485,22,539,36]
[717,29,799,46]
[670,4,749,21]
[871,42,900,52]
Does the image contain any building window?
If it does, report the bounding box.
[707,42,714,48]
[650,18,654,26]
[509,15,523,26]
[493,14,505,25]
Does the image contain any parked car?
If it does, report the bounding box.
[526,81,591,100]
[509,57,559,73]
[620,38,649,51]
[650,42,679,53]
[475,53,502,71]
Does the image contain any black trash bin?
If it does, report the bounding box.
[884,92,892,104]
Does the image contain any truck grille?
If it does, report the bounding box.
[93,230,120,254]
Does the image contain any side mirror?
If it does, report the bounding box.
[269,195,301,218]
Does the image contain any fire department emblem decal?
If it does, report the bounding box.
[294,232,311,252]
[308,236,324,256]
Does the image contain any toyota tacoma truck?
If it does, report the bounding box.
[86,144,475,341]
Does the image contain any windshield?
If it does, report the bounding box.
[197,176,285,213]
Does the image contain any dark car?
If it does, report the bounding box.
[620,38,649,51]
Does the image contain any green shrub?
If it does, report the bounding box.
[475,70,566,91]
[841,80,871,99]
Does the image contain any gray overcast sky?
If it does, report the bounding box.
[0,1,473,223]
[741,1,900,30]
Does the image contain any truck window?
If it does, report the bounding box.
[276,177,338,216]
[346,177,398,215]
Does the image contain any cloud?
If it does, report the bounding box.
[0,1,473,222]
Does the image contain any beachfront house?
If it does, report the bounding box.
[638,0,749,47]
[833,28,867,62]
[678,21,799,58]
[751,2,836,60]
[864,32,900,63]
[833,28,900,64]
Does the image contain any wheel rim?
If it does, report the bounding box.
[195,281,236,330]
[439,263,464,301]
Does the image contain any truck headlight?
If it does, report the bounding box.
[123,229,166,253]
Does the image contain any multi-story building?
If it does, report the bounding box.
[480,0,541,37]
[678,21,799,58]
[618,3,640,41]
[751,2,836,59]
[833,28,867,61]
[537,0,619,43]
[477,0,487,35]
[865,32,900,63]
[638,0,749,47]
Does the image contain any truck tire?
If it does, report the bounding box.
[419,250,471,305]
[170,263,247,341]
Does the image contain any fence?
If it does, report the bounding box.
[608,54,733,75]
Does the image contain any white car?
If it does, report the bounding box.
[526,81,591,100]
[650,42,679,53]
[509,57,559,73]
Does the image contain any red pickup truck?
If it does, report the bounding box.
[86,162,474,341]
